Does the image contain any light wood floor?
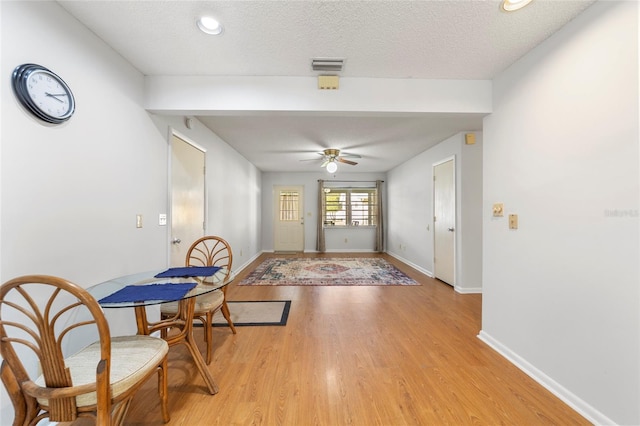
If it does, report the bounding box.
[124,253,589,425]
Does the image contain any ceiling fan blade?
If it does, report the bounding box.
[337,157,358,166]
[301,151,331,162]
[321,159,330,167]
[339,152,361,158]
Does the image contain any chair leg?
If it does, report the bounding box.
[1,360,37,426]
[205,311,214,365]
[220,300,237,334]
[158,357,170,422]
[111,398,134,426]
[159,313,168,340]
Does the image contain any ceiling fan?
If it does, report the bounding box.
[302,148,360,172]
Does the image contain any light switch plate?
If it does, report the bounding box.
[158,214,167,226]
[492,203,504,217]
[509,214,518,229]
[136,214,143,228]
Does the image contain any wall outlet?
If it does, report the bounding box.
[158,213,167,226]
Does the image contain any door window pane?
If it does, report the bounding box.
[279,191,299,221]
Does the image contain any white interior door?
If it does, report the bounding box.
[273,185,304,252]
[433,158,455,285]
[170,134,205,266]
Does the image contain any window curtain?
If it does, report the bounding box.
[279,191,299,221]
[316,180,326,252]
[374,180,384,252]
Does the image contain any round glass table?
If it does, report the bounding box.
[88,267,234,395]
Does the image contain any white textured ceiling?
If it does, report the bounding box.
[58,0,596,172]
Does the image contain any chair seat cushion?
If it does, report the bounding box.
[36,335,168,408]
[160,289,224,315]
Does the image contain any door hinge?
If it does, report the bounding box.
[434,216,437,222]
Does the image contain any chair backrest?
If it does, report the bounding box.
[0,275,112,424]
[186,236,233,281]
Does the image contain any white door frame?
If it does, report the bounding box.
[432,155,456,286]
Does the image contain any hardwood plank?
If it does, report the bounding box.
[122,253,589,425]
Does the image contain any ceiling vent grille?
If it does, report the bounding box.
[311,58,344,72]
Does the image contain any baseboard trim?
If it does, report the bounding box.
[455,286,482,294]
[477,330,614,425]
[324,249,377,253]
[235,252,263,275]
[386,252,433,277]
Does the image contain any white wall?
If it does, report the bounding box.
[1,2,165,422]
[1,1,168,284]
[386,132,483,293]
[480,2,639,424]
[460,134,483,292]
[0,2,262,424]
[261,171,386,252]
[148,115,262,272]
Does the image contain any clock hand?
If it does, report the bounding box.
[45,92,67,103]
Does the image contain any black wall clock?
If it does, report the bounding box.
[12,63,75,124]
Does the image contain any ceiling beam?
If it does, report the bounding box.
[145,76,492,116]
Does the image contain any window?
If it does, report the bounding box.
[279,191,299,221]
[323,188,378,226]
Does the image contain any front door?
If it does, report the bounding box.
[273,186,304,252]
[433,158,455,285]
[170,133,206,266]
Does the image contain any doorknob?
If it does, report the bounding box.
[447,227,455,232]
[172,238,182,244]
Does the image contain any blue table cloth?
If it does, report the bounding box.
[98,282,197,304]
[154,266,222,278]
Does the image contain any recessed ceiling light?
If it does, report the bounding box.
[500,0,533,12]
[197,16,223,35]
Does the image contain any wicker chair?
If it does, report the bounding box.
[160,236,236,365]
[0,275,170,425]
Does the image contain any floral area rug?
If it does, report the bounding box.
[239,257,419,286]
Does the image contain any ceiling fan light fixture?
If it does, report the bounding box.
[197,16,224,35]
[500,0,533,12]
[326,161,338,173]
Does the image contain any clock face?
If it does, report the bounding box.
[12,64,75,124]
